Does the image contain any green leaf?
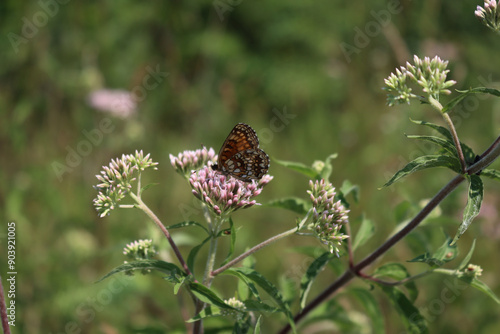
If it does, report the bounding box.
[408,235,458,267]
[378,285,428,334]
[225,267,296,332]
[374,263,418,302]
[406,134,458,157]
[410,119,453,141]
[348,288,385,334]
[409,119,476,163]
[339,179,359,204]
[220,218,236,266]
[481,168,500,181]
[243,300,281,313]
[223,269,261,301]
[382,155,462,188]
[469,278,500,304]
[189,282,234,309]
[167,221,209,234]
[443,87,500,113]
[187,305,222,322]
[352,215,375,251]
[254,315,262,334]
[187,236,211,274]
[458,239,476,270]
[139,182,159,196]
[96,260,184,283]
[264,197,310,215]
[273,158,319,179]
[299,252,336,309]
[452,175,483,245]
[319,153,338,180]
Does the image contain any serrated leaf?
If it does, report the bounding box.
[352,216,375,251]
[481,168,500,181]
[189,282,234,309]
[273,158,319,179]
[96,260,184,283]
[410,119,453,141]
[374,263,418,302]
[452,175,483,245]
[167,221,209,234]
[443,87,500,113]
[406,135,458,157]
[299,252,336,309]
[409,119,476,163]
[187,236,211,274]
[264,197,310,215]
[378,285,428,334]
[349,288,385,334]
[382,155,462,188]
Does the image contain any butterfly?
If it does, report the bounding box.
[212,123,270,182]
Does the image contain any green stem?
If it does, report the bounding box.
[129,192,193,278]
[211,226,298,276]
[429,96,467,173]
[203,220,222,287]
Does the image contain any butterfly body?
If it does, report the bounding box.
[213,123,269,182]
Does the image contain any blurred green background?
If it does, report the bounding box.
[2,0,500,333]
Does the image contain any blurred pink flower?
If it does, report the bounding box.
[88,89,137,118]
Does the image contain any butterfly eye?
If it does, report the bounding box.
[216,123,270,182]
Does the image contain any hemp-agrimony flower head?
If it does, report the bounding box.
[475,1,500,33]
[221,297,247,321]
[461,264,483,278]
[123,239,158,261]
[306,179,349,256]
[384,55,456,106]
[170,147,217,179]
[123,239,158,275]
[190,166,272,217]
[93,150,158,217]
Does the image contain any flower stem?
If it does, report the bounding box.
[442,112,467,173]
[129,192,194,278]
[429,96,467,173]
[211,226,298,276]
[203,219,221,287]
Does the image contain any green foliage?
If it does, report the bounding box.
[452,175,483,244]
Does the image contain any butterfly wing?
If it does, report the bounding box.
[221,149,269,181]
[214,123,269,181]
[217,123,260,166]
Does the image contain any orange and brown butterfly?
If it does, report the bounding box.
[212,123,270,182]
